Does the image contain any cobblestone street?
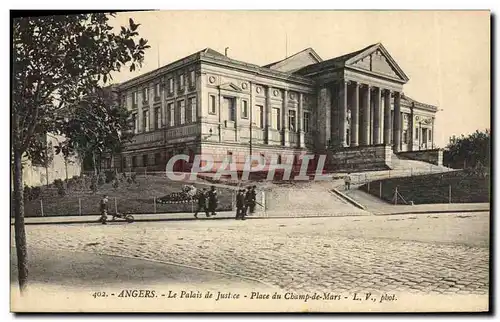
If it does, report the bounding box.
[13,212,489,296]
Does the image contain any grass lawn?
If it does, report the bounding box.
[361,170,490,204]
[23,175,234,217]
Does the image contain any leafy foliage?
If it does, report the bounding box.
[12,13,149,292]
[444,129,490,170]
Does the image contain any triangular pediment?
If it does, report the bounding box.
[219,82,243,92]
[346,43,409,82]
[263,48,323,73]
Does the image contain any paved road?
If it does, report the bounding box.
[12,211,489,296]
[10,247,265,292]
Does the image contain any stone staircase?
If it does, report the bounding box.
[259,182,370,217]
[390,153,451,173]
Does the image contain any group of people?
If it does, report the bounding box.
[235,185,257,220]
[193,185,219,218]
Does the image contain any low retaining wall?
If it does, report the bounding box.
[397,149,443,166]
[329,145,392,172]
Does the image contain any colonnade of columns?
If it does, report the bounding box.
[336,80,402,152]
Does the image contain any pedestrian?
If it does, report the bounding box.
[236,189,246,220]
[344,173,352,190]
[99,195,109,224]
[194,188,210,218]
[207,185,218,217]
[249,185,257,214]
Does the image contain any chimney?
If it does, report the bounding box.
[225,47,229,57]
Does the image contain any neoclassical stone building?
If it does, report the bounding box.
[107,43,439,172]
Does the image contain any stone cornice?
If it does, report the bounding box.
[200,53,315,86]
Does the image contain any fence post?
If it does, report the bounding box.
[367,181,370,193]
[411,167,413,177]
[153,196,157,214]
[78,198,82,216]
[40,199,44,217]
[394,187,398,205]
[114,197,118,214]
[379,182,382,198]
[449,185,452,204]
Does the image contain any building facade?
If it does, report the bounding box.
[108,43,438,173]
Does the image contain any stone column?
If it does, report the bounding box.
[282,89,289,147]
[350,82,359,147]
[383,89,392,145]
[338,80,348,147]
[373,87,382,145]
[360,84,371,146]
[393,91,402,152]
[234,98,239,142]
[298,92,305,148]
[408,102,415,151]
[431,117,435,149]
[265,86,272,144]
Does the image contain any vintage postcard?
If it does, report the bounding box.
[10,10,490,313]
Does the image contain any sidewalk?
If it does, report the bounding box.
[342,187,490,215]
[11,211,236,225]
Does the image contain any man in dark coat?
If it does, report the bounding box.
[207,185,218,217]
[236,189,247,220]
[194,188,210,218]
[246,185,257,214]
[99,195,109,224]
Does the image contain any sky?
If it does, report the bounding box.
[109,10,490,148]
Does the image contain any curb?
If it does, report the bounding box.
[329,188,366,210]
[12,216,236,226]
[374,208,489,216]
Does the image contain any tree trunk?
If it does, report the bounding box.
[92,151,97,176]
[13,147,29,294]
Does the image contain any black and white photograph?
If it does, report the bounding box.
[9,9,491,313]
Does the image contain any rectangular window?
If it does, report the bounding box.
[416,128,419,140]
[132,156,137,167]
[256,105,264,128]
[288,110,296,131]
[241,100,249,119]
[168,78,174,94]
[168,103,175,127]
[272,107,281,130]
[189,97,197,122]
[190,70,196,87]
[224,97,235,122]
[403,130,408,144]
[131,113,138,134]
[132,92,138,105]
[179,74,185,90]
[428,129,432,142]
[155,107,161,129]
[154,152,161,165]
[142,154,148,167]
[209,95,216,114]
[178,100,185,125]
[304,112,310,133]
[143,87,149,103]
[154,83,161,99]
[142,110,149,132]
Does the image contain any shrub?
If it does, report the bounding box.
[105,170,116,184]
[112,179,119,189]
[31,186,41,200]
[98,175,105,186]
[23,185,32,201]
[90,183,97,193]
[54,179,64,189]
[57,186,66,196]
[131,172,137,183]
